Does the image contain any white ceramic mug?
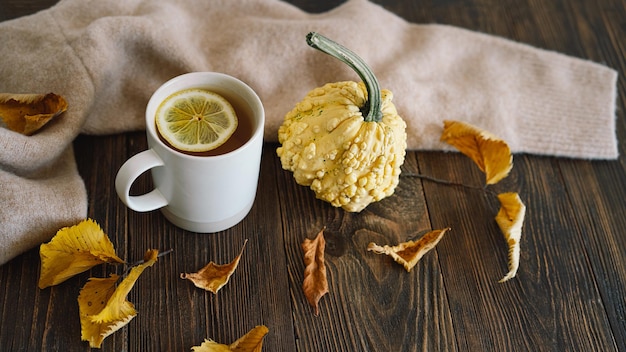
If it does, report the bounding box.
[115,72,264,232]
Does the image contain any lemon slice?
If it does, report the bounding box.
[155,88,238,152]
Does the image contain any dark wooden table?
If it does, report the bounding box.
[1,0,625,351]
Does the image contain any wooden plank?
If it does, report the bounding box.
[0,0,60,21]
[536,0,626,349]
[120,144,295,351]
[0,251,54,351]
[275,146,457,351]
[559,158,626,352]
[2,134,132,352]
[417,151,618,351]
[1,0,625,351]
[77,133,130,351]
[555,1,626,346]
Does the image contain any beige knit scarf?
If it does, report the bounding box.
[0,0,618,264]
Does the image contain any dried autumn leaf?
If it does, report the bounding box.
[181,240,248,294]
[301,228,328,316]
[0,92,67,135]
[78,249,159,348]
[367,228,450,272]
[192,341,232,352]
[191,325,269,352]
[496,192,526,283]
[192,325,269,352]
[77,275,119,348]
[229,325,269,352]
[39,219,125,289]
[440,120,513,185]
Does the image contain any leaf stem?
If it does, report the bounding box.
[122,249,174,276]
[402,173,498,197]
[306,32,382,122]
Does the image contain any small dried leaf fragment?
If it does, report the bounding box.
[78,249,159,348]
[192,341,232,352]
[181,240,248,294]
[441,120,512,185]
[301,228,328,316]
[496,193,526,282]
[229,325,270,352]
[192,325,269,352]
[39,219,125,289]
[368,228,450,272]
[0,92,67,135]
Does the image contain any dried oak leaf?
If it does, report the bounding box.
[39,219,125,289]
[181,240,248,294]
[192,325,269,352]
[496,192,526,283]
[368,228,450,272]
[440,120,512,185]
[0,92,67,135]
[301,228,328,316]
[78,249,159,348]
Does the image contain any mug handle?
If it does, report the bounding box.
[115,149,168,212]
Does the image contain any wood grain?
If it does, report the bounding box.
[1,0,625,351]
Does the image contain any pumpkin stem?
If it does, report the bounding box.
[306,32,382,123]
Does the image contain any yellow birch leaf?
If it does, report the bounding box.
[0,92,67,135]
[39,219,125,289]
[191,325,269,352]
[301,228,328,316]
[367,228,450,272]
[77,275,121,348]
[78,249,159,348]
[181,240,248,294]
[440,120,513,185]
[496,192,526,283]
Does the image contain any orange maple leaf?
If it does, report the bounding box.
[301,228,328,316]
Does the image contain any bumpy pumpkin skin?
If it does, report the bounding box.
[277,81,407,212]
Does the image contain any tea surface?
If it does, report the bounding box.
[156,89,254,156]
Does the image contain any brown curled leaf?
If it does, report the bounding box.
[496,192,526,283]
[440,120,512,185]
[301,228,328,316]
[0,92,67,135]
[367,228,450,272]
[181,240,248,294]
[191,325,269,352]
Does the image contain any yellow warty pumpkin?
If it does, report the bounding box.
[276,33,407,212]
